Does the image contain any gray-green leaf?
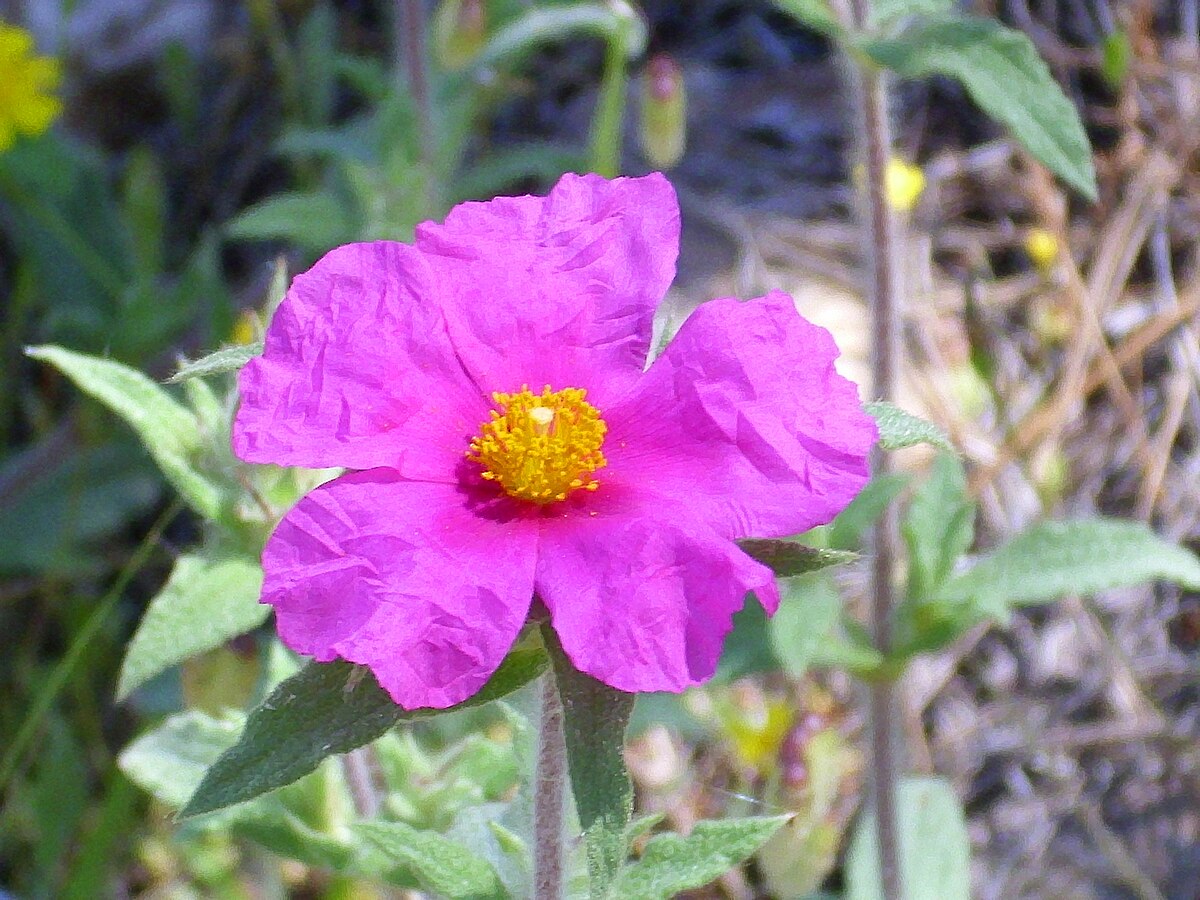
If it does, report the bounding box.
[770,0,841,36]
[116,553,267,700]
[357,821,510,899]
[901,451,975,600]
[846,777,970,900]
[865,401,953,452]
[611,816,791,899]
[739,540,858,577]
[769,574,844,680]
[226,192,355,252]
[27,345,224,519]
[939,518,1200,621]
[119,710,242,808]
[168,342,263,383]
[856,15,1097,199]
[181,641,549,818]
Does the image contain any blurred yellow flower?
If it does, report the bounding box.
[724,696,795,773]
[885,158,925,212]
[1024,226,1061,274]
[0,23,61,152]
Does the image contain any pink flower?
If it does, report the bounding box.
[233,173,876,709]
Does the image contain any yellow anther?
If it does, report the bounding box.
[467,385,607,504]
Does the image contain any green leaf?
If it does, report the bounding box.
[121,146,166,279]
[476,3,648,72]
[869,0,953,27]
[809,613,886,677]
[769,575,844,680]
[1101,29,1131,89]
[939,518,1200,621]
[116,553,267,700]
[26,345,224,519]
[770,0,841,37]
[119,711,242,808]
[846,777,970,900]
[168,342,264,383]
[120,712,355,870]
[901,451,975,600]
[357,821,509,899]
[828,472,910,550]
[611,816,791,899]
[226,192,354,252]
[865,401,953,452]
[544,627,636,896]
[0,441,159,576]
[181,641,550,818]
[739,540,857,576]
[856,15,1097,199]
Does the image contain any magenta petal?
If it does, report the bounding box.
[261,471,538,709]
[535,508,777,693]
[233,242,488,479]
[604,292,877,540]
[415,173,680,406]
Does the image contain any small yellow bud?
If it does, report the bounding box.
[884,158,925,212]
[230,309,260,346]
[1024,227,1061,275]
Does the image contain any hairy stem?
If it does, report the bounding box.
[398,0,435,185]
[847,0,904,895]
[534,672,567,900]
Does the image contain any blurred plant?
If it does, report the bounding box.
[0,22,61,153]
[228,0,647,254]
[638,52,686,170]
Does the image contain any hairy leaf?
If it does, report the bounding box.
[117,553,266,700]
[181,642,549,817]
[357,821,509,899]
[940,518,1200,621]
[857,16,1097,199]
[611,816,790,899]
[865,401,953,452]
[27,345,224,518]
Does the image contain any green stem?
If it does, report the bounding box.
[533,672,567,899]
[587,23,630,178]
[0,500,181,801]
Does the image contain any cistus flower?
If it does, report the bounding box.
[234,173,876,709]
[0,23,61,152]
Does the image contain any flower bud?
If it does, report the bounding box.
[885,158,925,213]
[1024,226,1061,276]
[639,53,686,169]
[433,0,486,71]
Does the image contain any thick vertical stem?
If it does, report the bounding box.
[534,673,567,900]
[847,0,904,896]
[398,0,435,178]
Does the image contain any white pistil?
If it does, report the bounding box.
[529,405,555,435]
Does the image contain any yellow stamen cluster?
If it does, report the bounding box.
[468,385,607,504]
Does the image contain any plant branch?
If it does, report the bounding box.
[846,0,904,895]
[534,672,567,899]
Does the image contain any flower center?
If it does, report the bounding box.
[467,385,607,504]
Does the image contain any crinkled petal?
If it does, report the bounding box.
[535,496,778,693]
[262,471,538,709]
[603,292,876,540]
[234,242,488,480]
[415,172,679,407]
